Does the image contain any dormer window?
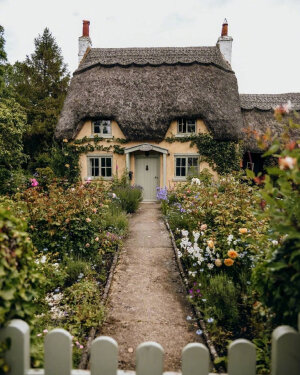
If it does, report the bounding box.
[92,120,112,136]
[178,119,196,134]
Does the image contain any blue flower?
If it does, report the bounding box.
[196,329,203,335]
[207,318,214,323]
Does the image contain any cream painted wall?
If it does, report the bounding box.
[77,119,217,186]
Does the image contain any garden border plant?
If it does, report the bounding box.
[164,218,222,373]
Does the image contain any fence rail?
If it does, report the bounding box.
[1,318,300,375]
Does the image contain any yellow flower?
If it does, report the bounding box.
[215,259,222,267]
[63,138,68,143]
[239,228,248,234]
[228,249,238,259]
[65,164,70,168]
[224,258,234,267]
[207,240,214,248]
[86,218,91,223]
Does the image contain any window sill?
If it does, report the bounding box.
[175,133,196,138]
[85,176,113,181]
[90,134,113,139]
[172,177,188,182]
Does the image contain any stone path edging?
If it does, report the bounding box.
[164,218,224,373]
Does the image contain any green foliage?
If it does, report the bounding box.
[22,183,112,259]
[251,118,300,327]
[113,185,143,213]
[202,274,239,328]
[0,25,7,95]
[0,207,42,325]
[35,167,55,189]
[0,98,27,169]
[165,134,242,174]
[9,28,70,159]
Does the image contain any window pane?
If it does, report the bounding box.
[101,168,106,176]
[181,167,186,176]
[187,122,196,133]
[176,158,181,167]
[176,167,181,176]
[106,167,112,177]
[101,158,106,167]
[93,123,101,133]
[106,158,112,167]
[181,158,186,166]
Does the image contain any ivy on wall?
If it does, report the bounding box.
[63,133,242,180]
[165,134,242,175]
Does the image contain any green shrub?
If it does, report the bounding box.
[35,167,55,190]
[250,116,300,327]
[204,274,239,328]
[103,203,128,233]
[113,186,142,213]
[64,259,91,287]
[22,182,111,259]
[0,208,41,325]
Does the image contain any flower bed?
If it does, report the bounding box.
[0,181,130,367]
[159,174,272,371]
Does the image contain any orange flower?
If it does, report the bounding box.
[207,240,214,248]
[224,258,234,267]
[228,249,238,259]
[239,228,248,234]
[215,259,222,267]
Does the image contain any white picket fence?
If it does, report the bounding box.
[1,319,300,375]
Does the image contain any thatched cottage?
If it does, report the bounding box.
[56,20,300,201]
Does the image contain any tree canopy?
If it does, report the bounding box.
[11,27,70,160]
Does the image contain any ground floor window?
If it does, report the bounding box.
[88,156,112,178]
[175,156,199,177]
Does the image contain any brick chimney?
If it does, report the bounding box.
[217,19,233,65]
[78,20,92,65]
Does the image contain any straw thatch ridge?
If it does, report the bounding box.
[240,93,300,111]
[240,93,300,152]
[75,46,232,73]
[56,62,242,141]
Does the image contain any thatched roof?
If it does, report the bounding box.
[56,46,243,141]
[240,94,300,152]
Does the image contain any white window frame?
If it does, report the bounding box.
[91,120,113,138]
[86,154,113,180]
[177,119,196,136]
[173,154,199,181]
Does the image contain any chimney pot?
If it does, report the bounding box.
[221,18,228,37]
[82,20,90,37]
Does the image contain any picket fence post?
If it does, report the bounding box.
[182,343,209,375]
[271,325,300,375]
[136,342,164,375]
[0,319,30,375]
[227,339,256,375]
[90,336,118,375]
[44,328,72,375]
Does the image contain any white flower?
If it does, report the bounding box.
[112,193,117,198]
[188,271,197,277]
[181,229,189,237]
[177,250,183,258]
[207,263,214,270]
[40,255,47,264]
[272,240,279,246]
[193,231,200,242]
[227,234,234,244]
[191,178,201,185]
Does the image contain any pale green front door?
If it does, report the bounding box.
[135,156,160,201]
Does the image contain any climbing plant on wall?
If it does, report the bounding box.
[165,134,242,174]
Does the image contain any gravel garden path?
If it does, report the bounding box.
[101,202,202,371]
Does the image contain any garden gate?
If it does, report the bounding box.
[0,318,300,375]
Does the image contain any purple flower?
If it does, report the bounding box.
[156,187,168,201]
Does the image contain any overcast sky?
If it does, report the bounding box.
[1,0,300,94]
